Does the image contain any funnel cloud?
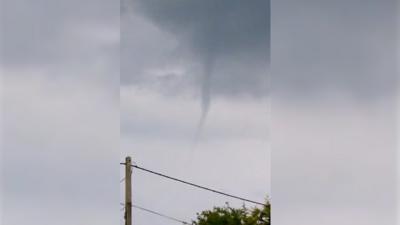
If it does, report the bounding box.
[124,0,270,136]
[193,51,216,140]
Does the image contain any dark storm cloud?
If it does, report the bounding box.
[132,0,270,59]
[122,0,270,96]
[123,0,397,103]
[123,0,270,132]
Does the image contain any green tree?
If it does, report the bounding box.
[192,200,270,225]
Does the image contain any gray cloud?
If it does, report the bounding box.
[123,0,270,134]
[271,1,398,225]
[124,0,398,102]
[1,0,120,224]
[122,0,270,97]
[2,74,119,225]
[1,0,120,87]
[131,0,270,57]
[271,99,397,225]
[272,0,397,101]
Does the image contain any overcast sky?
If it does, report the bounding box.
[1,0,399,225]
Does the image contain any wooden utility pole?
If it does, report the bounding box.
[125,156,132,225]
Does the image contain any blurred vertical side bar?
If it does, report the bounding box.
[397,1,400,223]
[1,0,120,224]
[271,0,398,225]
[0,1,3,224]
[0,0,4,223]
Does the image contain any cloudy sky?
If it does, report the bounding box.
[1,0,399,225]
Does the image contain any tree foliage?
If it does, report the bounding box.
[192,200,270,225]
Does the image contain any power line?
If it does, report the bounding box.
[132,204,191,224]
[121,163,266,207]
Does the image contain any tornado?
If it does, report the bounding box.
[194,54,215,142]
